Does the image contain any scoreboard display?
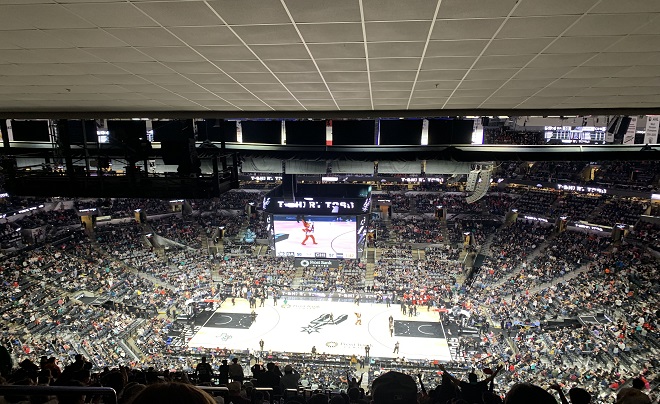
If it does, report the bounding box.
[273,215,357,259]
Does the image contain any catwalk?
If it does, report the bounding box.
[188,298,452,362]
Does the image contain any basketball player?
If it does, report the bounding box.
[393,341,400,354]
[355,312,362,325]
[301,219,318,245]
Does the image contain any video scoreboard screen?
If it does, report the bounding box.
[272,215,357,259]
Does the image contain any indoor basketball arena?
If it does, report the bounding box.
[0,1,659,403]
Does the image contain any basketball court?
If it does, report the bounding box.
[187,298,452,362]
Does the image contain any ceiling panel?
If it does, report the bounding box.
[292,91,332,99]
[194,46,258,61]
[284,0,360,23]
[316,58,367,72]
[308,43,366,59]
[371,81,415,91]
[418,69,469,81]
[162,62,222,75]
[137,47,206,63]
[47,28,128,48]
[64,3,158,28]
[4,4,94,29]
[323,71,369,83]
[232,24,301,45]
[565,13,657,36]
[485,38,554,55]
[605,35,660,53]
[563,66,628,79]
[298,23,364,43]
[0,30,72,49]
[275,72,324,83]
[369,58,420,71]
[545,36,620,53]
[168,26,242,47]
[365,21,432,42]
[426,40,488,57]
[135,1,224,27]
[368,42,425,58]
[370,71,417,81]
[105,27,183,47]
[458,80,506,90]
[421,56,476,69]
[515,66,575,79]
[527,53,597,67]
[473,55,535,69]
[437,0,518,19]
[591,0,660,14]
[464,69,518,80]
[328,82,370,92]
[208,0,291,25]
[513,0,598,16]
[362,0,438,21]
[114,62,174,75]
[432,18,504,40]
[212,60,270,73]
[265,59,318,73]
[251,44,310,60]
[497,16,579,39]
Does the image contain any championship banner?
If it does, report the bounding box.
[622,116,637,144]
[604,117,615,143]
[326,119,332,146]
[644,115,659,144]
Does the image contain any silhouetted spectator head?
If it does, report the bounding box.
[347,387,360,400]
[128,382,216,404]
[37,369,52,385]
[505,383,557,404]
[227,381,241,396]
[120,382,146,404]
[616,388,651,404]
[370,371,417,404]
[483,391,504,404]
[19,359,39,373]
[631,378,645,390]
[56,380,86,404]
[284,365,293,374]
[308,393,329,404]
[101,370,126,396]
[329,395,347,404]
[467,372,479,383]
[568,387,592,404]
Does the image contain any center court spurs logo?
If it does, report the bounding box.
[301,313,347,334]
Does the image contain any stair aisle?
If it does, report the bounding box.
[291,267,306,289]
[364,263,375,288]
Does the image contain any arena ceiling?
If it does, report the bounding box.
[1,0,660,115]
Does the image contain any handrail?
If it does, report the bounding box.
[0,386,117,404]
[198,386,229,393]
